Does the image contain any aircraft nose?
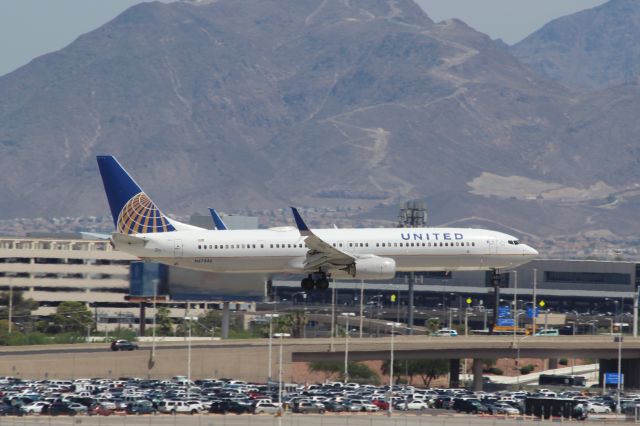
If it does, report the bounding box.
[522,245,538,257]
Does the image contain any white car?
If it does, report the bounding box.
[23,401,49,414]
[157,400,199,414]
[587,402,611,414]
[253,403,281,414]
[396,400,429,411]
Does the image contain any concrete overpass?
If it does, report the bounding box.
[0,336,638,390]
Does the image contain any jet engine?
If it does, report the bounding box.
[345,255,396,280]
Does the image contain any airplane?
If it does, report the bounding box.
[96,155,538,291]
[209,208,228,230]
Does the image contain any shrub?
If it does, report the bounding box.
[559,358,568,366]
[520,364,535,375]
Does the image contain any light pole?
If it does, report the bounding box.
[151,279,158,363]
[184,316,197,395]
[615,326,623,414]
[386,322,402,416]
[331,279,336,351]
[265,313,280,384]
[341,313,355,383]
[7,278,12,334]
[274,332,290,415]
[359,280,364,338]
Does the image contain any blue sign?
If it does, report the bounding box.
[526,307,540,318]
[605,373,624,385]
[497,319,515,327]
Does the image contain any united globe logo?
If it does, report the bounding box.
[117,192,176,234]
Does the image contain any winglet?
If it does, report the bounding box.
[291,207,310,233]
[209,208,228,230]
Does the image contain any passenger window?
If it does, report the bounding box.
[288,244,291,248]
[439,242,443,247]
[360,243,363,247]
[381,243,385,247]
[198,245,201,249]
[270,244,273,248]
[472,242,475,247]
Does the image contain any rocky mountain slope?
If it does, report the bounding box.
[511,0,640,88]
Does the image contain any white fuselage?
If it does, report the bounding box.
[115,226,537,278]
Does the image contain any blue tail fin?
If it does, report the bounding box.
[209,208,229,230]
[96,155,176,234]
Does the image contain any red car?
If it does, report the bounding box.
[371,399,389,410]
[89,404,114,416]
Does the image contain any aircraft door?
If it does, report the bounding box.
[174,239,183,258]
[488,239,498,254]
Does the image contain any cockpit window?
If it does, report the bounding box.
[508,240,520,245]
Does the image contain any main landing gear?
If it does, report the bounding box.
[301,272,329,292]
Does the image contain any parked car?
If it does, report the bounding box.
[157,400,198,414]
[324,401,345,412]
[587,402,611,414]
[293,401,326,414]
[89,404,114,416]
[253,403,280,414]
[110,340,139,351]
[395,400,430,411]
[126,401,155,415]
[23,401,49,414]
[48,402,78,416]
[0,403,25,416]
[453,398,489,414]
[489,402,520,415]
[209,400,252,415]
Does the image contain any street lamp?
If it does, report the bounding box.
[274,333,290,415]
[265,313,280,384]
[386,322,402,416]
[184,316,197,396]
[341,313,355,383]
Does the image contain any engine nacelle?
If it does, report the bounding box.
[347,255,396,280]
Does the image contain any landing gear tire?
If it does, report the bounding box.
[301,277,314,292]
[315,278,329,290]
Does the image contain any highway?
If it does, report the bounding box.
[0,335,636,382]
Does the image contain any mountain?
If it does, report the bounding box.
[510,0,640,89]
[2,0,640,255]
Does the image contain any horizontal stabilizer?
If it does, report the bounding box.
[111,232,147,246]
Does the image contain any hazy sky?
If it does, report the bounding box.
[0,0,608,77]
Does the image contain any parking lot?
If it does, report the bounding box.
[0,374,633,425]
[0,414,630,426]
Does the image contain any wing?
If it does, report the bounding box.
[291,207,355,271]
